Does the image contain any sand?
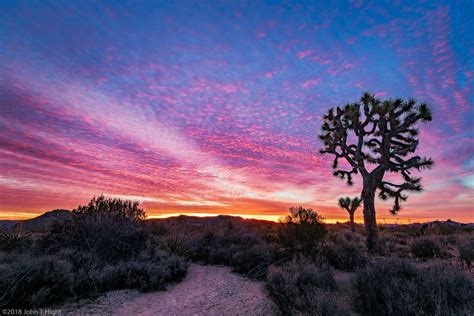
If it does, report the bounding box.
[57,264,277,315]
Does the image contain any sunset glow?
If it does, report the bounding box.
[0,1,473,223]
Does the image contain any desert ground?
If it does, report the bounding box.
[56,264,275,315]
[1,202,473,315]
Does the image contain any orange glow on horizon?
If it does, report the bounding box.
[2,209,471,225]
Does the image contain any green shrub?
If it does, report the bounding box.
[266,258,349,315]
[353,259,474,315]
[0,255,73,308]
[411,238,441,259]
[459,238,474,270]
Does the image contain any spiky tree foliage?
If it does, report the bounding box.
[320,93,433,251]
[0,224,31,251]
[338,196,362,232]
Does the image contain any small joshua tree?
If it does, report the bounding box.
[320,93,433,251]
[338,197,362,232]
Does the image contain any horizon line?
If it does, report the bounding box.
[1,210,473,225]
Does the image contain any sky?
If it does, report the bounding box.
[0,0,473,223]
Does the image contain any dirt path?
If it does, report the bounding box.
[59,264,277,315]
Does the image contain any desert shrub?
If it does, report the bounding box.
[97,253,187,292]
[153,233,191,258]
[190,231,265,266]
[0,255,73,308]
[324,240,368,271]
[278,207,326,256]
[42,217,148,263]
[0,196,190,308]
[41,196,148,263]
[459,238,474,270]
[342,230,363,243]
[410,238,441,259]
[353,258,474,315]
[266,258,349,315]
[73,195,146,221]
[231,244,277,280]
[0,248,188,308]
[0,226,31,251]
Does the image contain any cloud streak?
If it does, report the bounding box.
[0,1,472,222]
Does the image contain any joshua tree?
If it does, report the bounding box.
[319,93,433,251]
[338,196,362,232]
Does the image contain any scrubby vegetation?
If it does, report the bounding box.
[277,206,326,257]
[0,225,31,251]
[0,196,187,309]
[353,259,474,315]
[1,197,473,314]
[410,237,442,259]
[459,237,474,270]
[266,258,349,316]
[324,239,368,271]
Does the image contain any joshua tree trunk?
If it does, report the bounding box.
[362,177,379,252]
[320,94,434,252]
[349,212,355,232]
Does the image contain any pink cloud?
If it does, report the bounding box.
[297,50,312,59]
[301,79,320,88]
[265,71,275,78]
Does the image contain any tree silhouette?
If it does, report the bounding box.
[73,195,146,222]
[320,93,433,251]
[338,196,362,232]
[278,206,326,256]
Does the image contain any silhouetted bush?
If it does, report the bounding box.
[73,195,146,222]
[278,207,326,256]
[410,238,441,259]
[97,253,187,292]
[231,244,277,280]
[0,249,187,309]
[41,196,148,263]
[459,238,474,270]
[266,258,349,315]
[324,240,368,271]
[0,196,190,308]
[191,231,262,263]
[0,254,73,308]
[353,258,474,315]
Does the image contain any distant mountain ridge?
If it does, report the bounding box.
[0,210,472,233]
[0,209,71,232]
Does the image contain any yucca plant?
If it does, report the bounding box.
[0,225,31,251]
[151,223,191,258]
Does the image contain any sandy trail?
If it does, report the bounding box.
[59,264,277,315]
